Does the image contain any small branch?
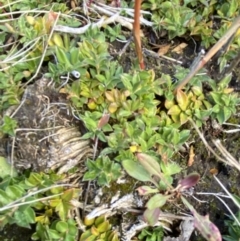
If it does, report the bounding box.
[133,0,144,69]
[143,48,183,64]
[174,15,240,93]
[54,3,153,35]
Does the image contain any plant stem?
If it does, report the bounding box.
[133,0,145,69]
[174,15,240,93]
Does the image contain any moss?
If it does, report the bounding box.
[102,176,137,204]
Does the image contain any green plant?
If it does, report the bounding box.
[142,0,240,48]
[223,211,240,241]
[83,156,122,186]
[123,152,222,240]
[0,115,18,136]
[208,74,240,124]
[138,226,164,241]
[104,24,126,42]
[32,219,78,241]
[0,167,80,241]
[80,215,119,241]
[142,0,214,44]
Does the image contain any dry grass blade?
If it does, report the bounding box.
[0,184,75,212]
[212,139,240,172]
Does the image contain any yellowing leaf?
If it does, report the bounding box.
[180,112,189,125]
[191,86,202,96]
[223,88,234,94]
[26,16,35,25]
[130,145,138,153]
[167,105,181,116]
[164,99,175,109]
[176,90,189,111]
[108,103,118,113]
[88,100,97,110]
[52,33,64,48]
[105,91,115,102]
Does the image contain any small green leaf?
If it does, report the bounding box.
[47,229,62,239]
[121,74,133,91]
[55,47,72,68]
[160,162,181,176]
[137,186,159,195]
[83,171,98,181]
[56,221,68,233]
[122,159,152,182]
[0,189,12,206]
[136,153,162,178]
[6,185,24,199]
[95,74,106,83]
[69,48,80,64]
[1,116,17,136]
[0,156,18,178]
[167,105,181,116]
[143,208,160,226]
[146,194,171,210]
[14,206,35,228]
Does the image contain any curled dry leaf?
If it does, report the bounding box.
[97,113,110,129]
[157,44,171,56]
[172,43,188,54]
[178,173,200,191]
[188,145,195,166]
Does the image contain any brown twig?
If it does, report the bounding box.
[133,0,145,69]
[174,15,240,93]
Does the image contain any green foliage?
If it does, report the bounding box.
[142,0,215,46]
[80,215,119,241]
[0,2,240,241]
[123,153,181,188]
[0,116,18,136]
[104,24,126,42]
[0,156,18,178]
[60,28,239,186]
[138,226,164,241]
[83,157,122,186]
[142,0,240,48]
[0,171,80,241]
[207,74,240,124]
[2,0,67,11]
[162,67,239,126]
[123,153,181,224]
[123,153,200,226]
[32,219,78,241]
[223,211,240,241]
